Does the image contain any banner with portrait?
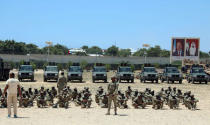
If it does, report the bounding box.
[171,38,185,60]
[171,37,200,62]
[185,38,200,61]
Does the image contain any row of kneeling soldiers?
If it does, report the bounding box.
[0,86,198,110]
[95,86,199,110]
[0,87,92,109]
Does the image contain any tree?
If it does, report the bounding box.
[160,49,170,57]
[147,45,161,57]
[26,44,40,54]
[133,48,147,56]
[200,51,209,58]
[118,49,131,57]
[105,45,119,56]
[82,45,89,52]
[86,46,103,54]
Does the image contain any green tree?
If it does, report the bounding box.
[133,48,147,56]
[86,46,103,54]
[105,64,111,71]
[105,45,119,56]
[82,45,89,52]
[147,45,161,57]
[118,49,131,57]
[200,51,209,58]
[160,49,170,57]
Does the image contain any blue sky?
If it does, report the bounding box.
[0,0,210,52]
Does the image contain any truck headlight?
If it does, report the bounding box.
[55,73,58,76]
[93,73,96,76]
[44,73,47,76]
[29,73,32,75]
[131,74,134,77]
[104,74,107,76]
[79,74,82,76]
[18,72,21,75]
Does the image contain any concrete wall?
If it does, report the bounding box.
[0,54,209,64]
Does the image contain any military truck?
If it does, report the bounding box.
[160,66,183,84]
[140,64,158,83]
[18,63,34,82]
[116,64,134,83]
[92,63,107,83]
[67,63,83,82]
[187,65,208,84]
[0,58,11,80]
[43,66,59,82]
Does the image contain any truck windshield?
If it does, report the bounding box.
[144,68,156,72]
[119,67,132,72]
[46,67,58,72]
[192,68,205,73]
[20,65,33,71]
[93,67,106,72]
[69,67,81,72]
[167,68,179,73]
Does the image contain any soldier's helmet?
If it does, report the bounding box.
[173,87,176,90]
[41,86,44,90]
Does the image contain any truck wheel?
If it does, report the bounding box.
[156,80,158,83]
[179,80,182,84]
[131,79,134,83]
[172,81,174,83]
[31,78,34,82]
[167,78,170,83]
[80,79,83,83]
[205,81,208,84]
[44,78,47,82]
[161,78,164,83]
[192,79,195,84]
[92,79,95,83]
[143,80,146,83]
[151,80,154,83]
[104,80,107,83]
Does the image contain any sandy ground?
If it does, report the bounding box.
[0,69,210,125]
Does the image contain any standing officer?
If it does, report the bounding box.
[57,71,67,94]
[3,72,22,118]
[106,76,119,115]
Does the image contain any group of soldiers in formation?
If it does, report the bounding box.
[0,86,92,109]
[0,86,198,110]
[95,86,199,110]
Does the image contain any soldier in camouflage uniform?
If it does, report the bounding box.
[95,86,104,104]
[0,91,7,108]
[19,92,30,107]
[37,91,47,108]
[125,86,132,99]
[152,94,164,109]
[184,94,199,110]
[81,91,92,108]
[168,94,179,109]
[72,88,78,101]
[53,88,70,108]
[117,93,128,109]
[57,72,67,94]
[106,76,119,115]
[99,93,108,108]
[132,92,146,109]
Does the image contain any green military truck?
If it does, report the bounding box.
[0,58,11,80]
[187,65,208,84]
[160,66,183,84]
[43,66,59,82]
[92,64,107,83]
[18,63,34,82]
[116,65,134,83]
[140,65,158,83]
[67,64,83,82]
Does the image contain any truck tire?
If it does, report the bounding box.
[31,77,34,82]
[156,80,158,83]
[44,78,47,82]
[80,79,83,83]
[131,79,134,83]
[179,80,182,84]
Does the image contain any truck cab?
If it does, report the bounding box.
[161,66,182,84]
[187,66,208,84]
[92,66,107,83]
[140,67,158,83]
[44,66,59,82]
[18,65,34,82]
[116,66,134,83]
[67,65,83,82]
